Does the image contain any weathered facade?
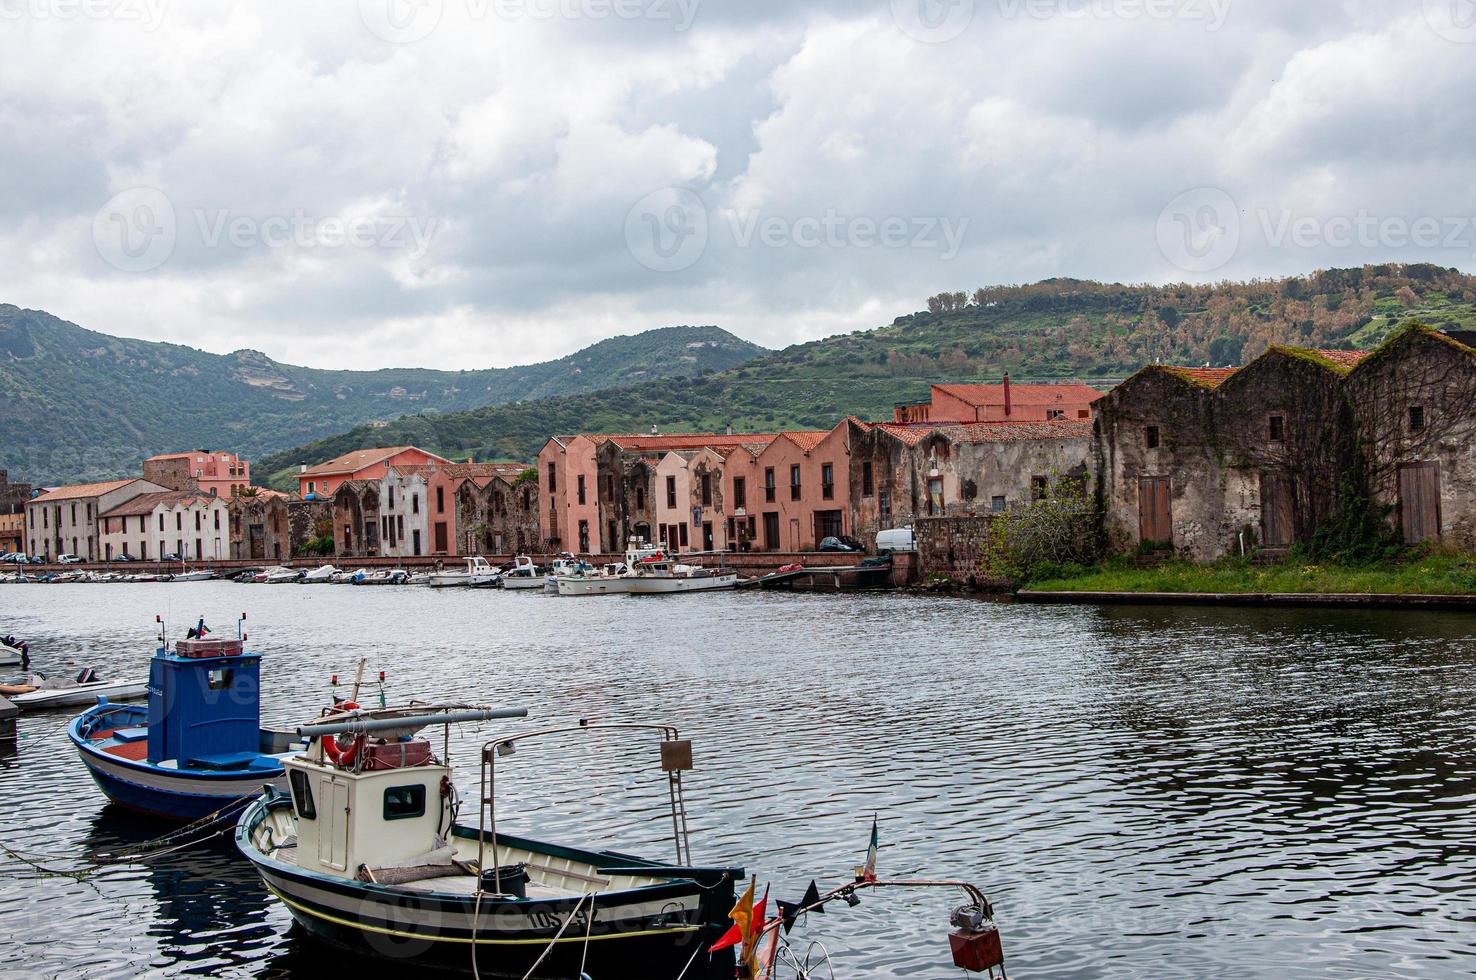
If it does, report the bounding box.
[100,490,231,562]
[454,474,540,555]
[26,478,167,561]
[0,470,31,554]
[228,492,292,562]
[331,481,382,558]
[1345,327,1476,549]
[848,419,1095,546]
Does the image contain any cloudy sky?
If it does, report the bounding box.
[2,0,1474,370]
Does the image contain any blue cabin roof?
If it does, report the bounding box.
[147,636,263,766]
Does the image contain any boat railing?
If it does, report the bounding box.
[476,721,695,894]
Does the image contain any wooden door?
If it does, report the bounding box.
[434,521,448,553]
[1260,473,1294,547]
[763,513,779,550]
[1137,476,1172,545]
[1399,463,1442,544]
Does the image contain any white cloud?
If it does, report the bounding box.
[0,1,1471,370]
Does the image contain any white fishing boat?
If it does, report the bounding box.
[555,561,634,596]
[428,556,499,589]
[236,709,746,978]
[171,570,214,582]
[2,668,148,711]
[626,547,738,595]
[299,564,338,584]
[499,555,545,590]
[331,568,366,583]
[263,567,304,585]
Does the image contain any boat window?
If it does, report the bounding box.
[289,769,316,820]
[384,784,426,821]
[207,668,233,691]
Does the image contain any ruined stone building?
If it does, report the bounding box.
[1095,325,1476,559]
[847,418,1096,543]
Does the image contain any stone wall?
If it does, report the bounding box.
[915,515,996,583]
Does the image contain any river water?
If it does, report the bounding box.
[2,582,1475,978]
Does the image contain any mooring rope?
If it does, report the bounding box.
[520,890,593,980]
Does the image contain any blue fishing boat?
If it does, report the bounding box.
[69,616,299,822]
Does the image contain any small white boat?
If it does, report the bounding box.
[331,568,366,584]
[428,556,500,589]
[171,570,214,582]
[0,635,29,668]
[500,556,545,590]
[299,564,338,584]
[543,554,589,592]
[3,669,148,711]
[354,569,409,586]
[405,572,433,585]
[263,567,304,585]
[555,562,633,596]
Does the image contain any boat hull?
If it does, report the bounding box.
[500,577,544,591]
[13,681,147,710]
[556,576,634,596]
[70,706,287,821]
[237,797,740,979]
[627,574,739,594]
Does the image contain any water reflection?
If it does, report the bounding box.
[0,585,1474,977]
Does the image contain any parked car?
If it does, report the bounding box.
[57,554,83,565]
[162,552,182,562]
[111,554,137,563]
[875,528,917,553]
[818,536,862,553]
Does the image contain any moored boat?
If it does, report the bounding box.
[237,708,743,977]
[0,633,28,668]
[428,556,499,588]
[5,669,146,710]
[554,561,633,596]
[354,569,409,586]
[499,555,544,590]
[299,564,337,583]
[68,617,298,820]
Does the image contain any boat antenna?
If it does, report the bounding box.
[238,612,247,641]
[156,614,165,648]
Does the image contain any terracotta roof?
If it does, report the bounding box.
[872,420,1093,445]
[31,479,145,502]
[603,433,777,452]
[933,382,1106,407]
[1309,349,1368,369]
[773,431,830,452]
[1158,366,1238,389]
[144,450,241,461]
[300,446,449,477]
[100,489,216,519]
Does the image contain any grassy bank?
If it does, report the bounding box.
[1028,554,1476,596]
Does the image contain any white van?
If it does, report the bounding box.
[875,528,916,553]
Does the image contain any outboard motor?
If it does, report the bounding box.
[75,667,98,684]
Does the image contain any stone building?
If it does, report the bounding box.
[331,481,382,557]
[0,470,32,554]
[454,472,540,555]
[1344,325,1476,548]
[847,418,1096,546]
[228,491,292,562]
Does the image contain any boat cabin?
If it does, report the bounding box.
[285,732,450,878]
[148,636,272,769]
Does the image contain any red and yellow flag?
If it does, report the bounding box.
[709,877,756,952]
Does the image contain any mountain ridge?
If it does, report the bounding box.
[0,308,768,483]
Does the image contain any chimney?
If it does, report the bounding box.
[1003,373,1011,418]
[299,463,307,473]
[650,424,659,435]
[725,422,733,436]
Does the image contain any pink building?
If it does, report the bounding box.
[538,435,602,553]
[747,427,851,551]
[297,445,450,499]
[894,378,1105,424]
[143,451,251,497]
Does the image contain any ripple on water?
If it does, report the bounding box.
[2,586,1476,977]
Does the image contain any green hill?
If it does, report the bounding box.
[255,264,1476,489]
[0,311,767,483]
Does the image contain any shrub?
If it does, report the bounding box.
[980,474,1101,585]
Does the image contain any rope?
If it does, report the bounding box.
[0,796,251,880]
[577,890,598,977]
[520,891,592,980]
[673,940,707,980]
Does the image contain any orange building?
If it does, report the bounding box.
[143,451,251,497]
[296,446,450,499]
[894,378,1105,424]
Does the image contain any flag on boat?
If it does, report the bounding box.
[710,877,756,952]
[862,815,878,883]
[741,886,769,973]
[777,879,823,934]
